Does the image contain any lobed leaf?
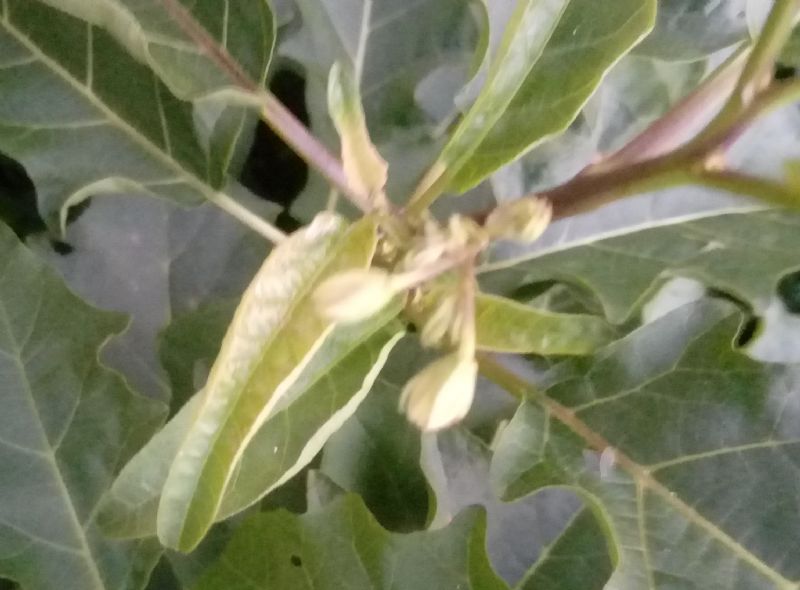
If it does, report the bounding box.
[0,221,165,590]
[0,1,224,227]
[319,337,432,533]
[480,210,800,323]
[440,0,655,192]
[516,509,612,590]
[193,494,507,590]
[490,300,800,589]
[40,0,274,101]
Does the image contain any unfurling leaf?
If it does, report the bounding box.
[156,213,379,551]
[328,62,388,200]
[98,303,403,541]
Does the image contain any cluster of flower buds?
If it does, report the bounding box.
[313,201,551,431]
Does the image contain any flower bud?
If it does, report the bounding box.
[313,269,396,323]
[399,352,477,431]
[484,197,552,242]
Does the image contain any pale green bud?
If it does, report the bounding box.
[485,197,552,242]
[399,352,477,431]
[313,269,396,323]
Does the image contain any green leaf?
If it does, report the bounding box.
[480,210,800,324]
[156,214,379,551]
[0,1,230,227]
[475,293,616,355]
[423,428,584,585]
[441,0,656,193]
[41,0,275,185]
[319,337,430,532]
[490,300,800,588]
[159,298,237,413]
[0,221,165,590]
[635,0,750,61]
[194,494,508,590]
[98,292,403,542]
[516,509,613,590]
[40,0,274,101]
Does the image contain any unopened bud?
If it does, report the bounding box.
[485,197,552,242]
[419,294,460,348]
[313,269,396,323]
[399,352,477,431]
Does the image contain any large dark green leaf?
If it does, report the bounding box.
[490,300,800,588]
[423,428,584,585]
[97,302,404,541]
[442,0,656,192]
[319,337,430,533]
[0,221,165,590]
[194,494,508,590]
[0,1,231,227]
[41,0,274,101]
[516,509,612,590]
[480,209,800,323]
[41,0,275,185]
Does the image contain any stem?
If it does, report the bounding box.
[596,46,748,170]
[159,0,371,215]
[496,57,800,220]
[730,0,800,108]
[700,0,800,139]
[691,169,800,209]
[260,97,372,212]
[207,191,286,243]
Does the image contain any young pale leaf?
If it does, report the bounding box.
[475,293,615,355]
[0,222,165,590]
[193,495,508,590]
[40,0,274,102]
[0,1,229,228]
[327,62,388,198]
[155,214,382,551]
[490,300,800,588]
[480,210,800,324]
[440,0,656,193]
[98,304,403,539]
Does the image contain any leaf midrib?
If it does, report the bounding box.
[0,4,215,203]
[0,265,107,589]
[481,357,797,589]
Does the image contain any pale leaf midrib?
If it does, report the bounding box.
[540,391,797,589]
[0,7,216,204]
[0,293,107,590]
